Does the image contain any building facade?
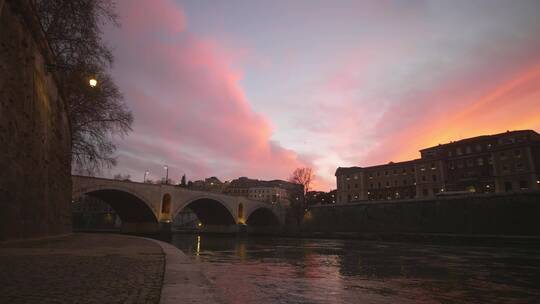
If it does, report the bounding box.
[189,176,227,193]
[248,186,290,206]
[224,177,304,206]
[336,130,540,204]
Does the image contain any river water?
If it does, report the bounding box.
[169,234,540,304]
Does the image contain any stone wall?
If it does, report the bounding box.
[300,192,540,237]
[0,1,72,241]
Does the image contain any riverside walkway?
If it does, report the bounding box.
[0,233,218,304]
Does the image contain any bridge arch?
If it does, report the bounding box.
[246,207,280,226]
[75,188,158,224]
[175,196,236,226]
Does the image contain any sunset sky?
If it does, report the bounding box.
[104,0,540,190]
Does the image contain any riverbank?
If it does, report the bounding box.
[0,233,217,304]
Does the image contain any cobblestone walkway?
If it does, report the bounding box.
[0,233,164,304]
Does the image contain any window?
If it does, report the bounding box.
[457,147,463,155]
[514,150,522,158]
[354,174,358,180]
[467,159,474,167]
[516,163,524,170]
[370,183,373,189]
[432,175,437,182]
[466,146,472,154]
[519,180,529,190]
[421,175,426,181]
[411,168,415,173]
[448,151,453,157]
[502,165,509,172]
[354,183,358,188]
[347,184,350,190]
[487,143,492,149]
[393,169,397,175]
[477,158,484,166]
[386,181,390,187]
[500,152,507,160]
[422,189,428,196]
[394,180,398,186]
[378,182,381,189]
[449,162,455,170]
[385,171,389,176]
[475,144,482,152]
[431,163,437,170]
[403,180,407,185]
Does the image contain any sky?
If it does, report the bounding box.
[103,0,540,190]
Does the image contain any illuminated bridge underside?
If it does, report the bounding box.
[72,175,284,234]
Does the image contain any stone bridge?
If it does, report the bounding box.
[72,175,285,234]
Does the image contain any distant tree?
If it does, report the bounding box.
[35,0,133,174]
[144,179,155,184]
[187,180,193,188]
[289,167,314,195]
[180,174,187,187]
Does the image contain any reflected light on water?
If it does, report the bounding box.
[196,235,201,256]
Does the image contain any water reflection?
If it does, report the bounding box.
[170,234,540,304]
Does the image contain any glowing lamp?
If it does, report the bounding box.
[89,78,98,88]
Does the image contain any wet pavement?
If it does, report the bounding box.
[170,234,540,304]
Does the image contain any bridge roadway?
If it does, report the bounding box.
[72,175,285,234]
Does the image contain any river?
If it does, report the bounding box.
[169,234,540,304]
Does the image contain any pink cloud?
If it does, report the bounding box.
[105,1,312,185]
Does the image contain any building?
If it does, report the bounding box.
[336,130,540,203]
[224,177,304,206]
[189,176,227,193]
[248,186,289,206]
[306,190,337,206]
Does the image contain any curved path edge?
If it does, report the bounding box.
[143,237,220,304]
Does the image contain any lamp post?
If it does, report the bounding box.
[143,170,149,183]
[163,165,169,184]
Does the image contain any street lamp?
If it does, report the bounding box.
[89,78,98,88]
[143,170,149,183]
[163,165,169,184]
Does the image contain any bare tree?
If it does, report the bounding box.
[35,0,133,174]
[289,167,314,195]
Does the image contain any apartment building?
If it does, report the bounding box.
[336,130,540,203]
